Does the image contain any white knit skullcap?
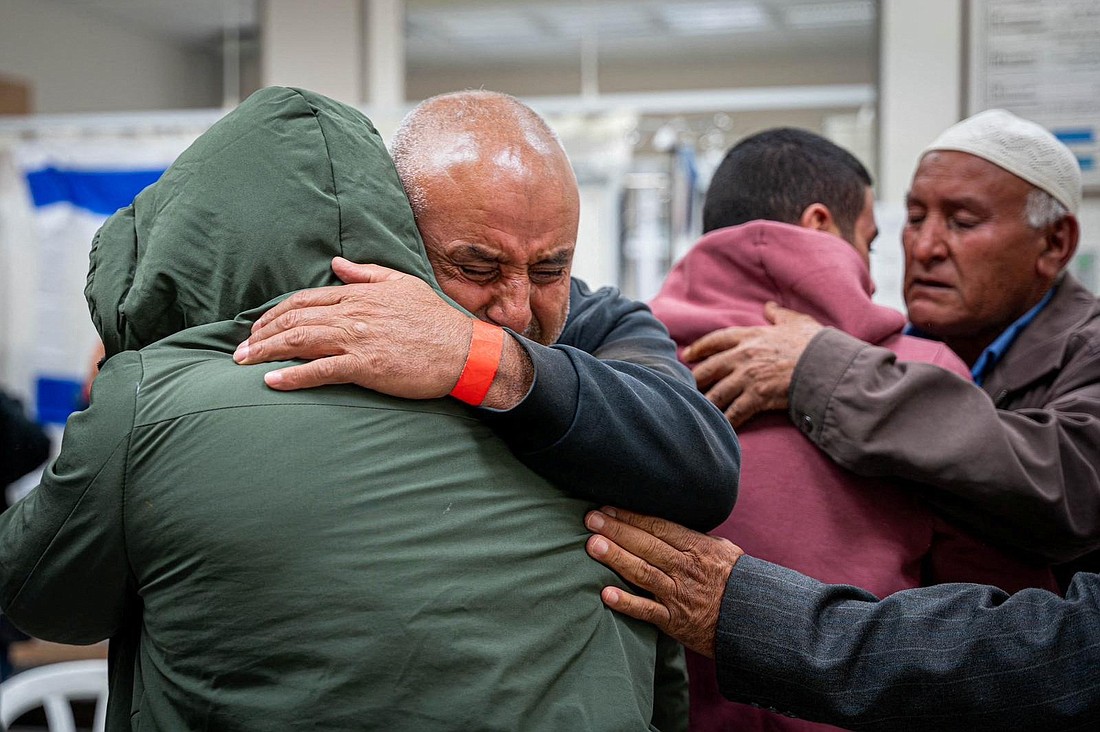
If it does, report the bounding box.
[921,108,1081,214]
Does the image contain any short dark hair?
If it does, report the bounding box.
[702,128,872,240]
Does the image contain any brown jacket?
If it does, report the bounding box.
[790,272,1100,571]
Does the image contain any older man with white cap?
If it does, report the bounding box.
[679,108,1100,583]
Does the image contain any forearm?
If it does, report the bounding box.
[482,339,739,532]
[790,328,1100,562]
[716,556,1100,730]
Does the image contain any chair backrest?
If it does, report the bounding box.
[0,659,108,732]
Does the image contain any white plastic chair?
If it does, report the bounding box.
[0,659,108,732]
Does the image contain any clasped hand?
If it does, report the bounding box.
[233,257,472,399]
[585,507,744,659]
[683,302,824,427]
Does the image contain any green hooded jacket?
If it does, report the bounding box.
[0,87,658,730]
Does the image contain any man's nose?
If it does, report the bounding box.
[906,218,947,262]
[485,278,533,333]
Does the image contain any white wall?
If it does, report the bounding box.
[878,0,963,205]
[261,0,363,107]
[871,0,964,311]
[1073,201,1100,291]
[0,0,220,113]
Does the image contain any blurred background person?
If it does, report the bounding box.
[0,386,50,680]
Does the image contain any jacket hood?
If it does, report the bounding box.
[86,86,449,356]
[651,219,905,348]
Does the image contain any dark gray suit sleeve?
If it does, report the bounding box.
[715,555,1100,730]
[480,279,739,532]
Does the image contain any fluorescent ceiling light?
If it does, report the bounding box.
[784,1,875,29]
[661,2,770,35]
[415,8,544,44]
[538,4,658,40]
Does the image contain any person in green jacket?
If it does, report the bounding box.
[0,87,660,731]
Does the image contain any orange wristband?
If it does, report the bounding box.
[450,319,505,406]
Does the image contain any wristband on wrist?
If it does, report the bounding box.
[449,319,505,406]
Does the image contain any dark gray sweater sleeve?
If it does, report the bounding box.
[715,555,1100,730]
[481,279,739,532]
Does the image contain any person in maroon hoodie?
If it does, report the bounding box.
[648,128,1058,732]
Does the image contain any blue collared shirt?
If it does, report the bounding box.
[905,286,1057,387]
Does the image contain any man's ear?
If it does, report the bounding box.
[1037,215,1079,280]
[799,203,837,234]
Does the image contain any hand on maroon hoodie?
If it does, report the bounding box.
[683,302,823,428]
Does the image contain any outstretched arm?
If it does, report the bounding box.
[790,327,1100,562]
[716,557,1100,730]
[479,279,739,531]
[584,507,1100,731]
[685,298,1100,561]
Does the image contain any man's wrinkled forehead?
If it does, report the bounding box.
[909,150,1031,200]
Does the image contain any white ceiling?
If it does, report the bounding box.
[50,0,257,46]
[408,0,875,63]
[50,0,875,63]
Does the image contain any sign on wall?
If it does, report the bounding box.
[968,0,1100,190]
